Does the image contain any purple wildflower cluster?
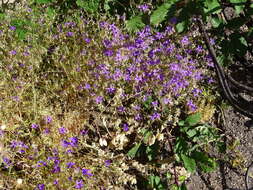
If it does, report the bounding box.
[10,140,29,154]
[78,22,209,120]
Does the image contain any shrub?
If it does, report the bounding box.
[0,3,218,189]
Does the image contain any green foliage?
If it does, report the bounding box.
[185,112,201,127]
[148,175,166,190]
[150,0,178,26]
[204,0,222,14]
[125,15,146,32]
[175,113,220,173]
[76,0,100,13]
[181,154,196,172]
[127,143,142,158]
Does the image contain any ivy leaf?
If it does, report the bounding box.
[181,154,196,172]
[150,1,177,26]
[185,112,201,127]
[127,143,141,158]
[125,15,145,32]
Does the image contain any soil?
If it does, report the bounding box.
[186,107,253,190]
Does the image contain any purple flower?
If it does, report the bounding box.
[210,38,215,45]
[103,39,112,48]
[37,161,47,167]
[187,100,197,111]
[53,179,59,185]
[9,26,16,31]
[135,113,142,121]
[75,180,84,189]
[152,100,158,108]
[137,4,150,12]
[118,106,125,112]
[61,140,70,148]
[181,36,189,45]
[123,123,129,132]
[9,50,17,55]
[69,137,78,147]
[163,98,171,105]
[196,45,203,53]
[192,88,202,97]
[95,96,103,104]
[84,83,91,90]
[11,96,19,102]
[66,31,74,37]
[170,17,178,24]
[84,38,91,43]
[80,129,88,135]
[66,162,75,168]
[44,116,52,124]
[2,157,12,167]
[103,49,114,57]
[82,168,93,177]
[37,184,45,190]
[106,86,116,94]
[23,51,30,56]
[58,127,67,134]
[105,160,111,167]
[31,123,39,129]
[19,149,25,154]
[52,165,61,173]
[44,128,50,134]
[150,112,161,121]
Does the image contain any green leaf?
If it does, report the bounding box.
[239,36,248,47]
[204,0,222,14]
[181,154,196,172]
[176,21,188,33]
[146,143,158,161]
[0,13,5,20]
[211,16,222,28]
[155,175,161,185]
[186,129,197,138]
[185,112,201,127]
[178,120,185,127]
[174,137,188,154]
[192,151,217,172]
[125,15,145,32]
[16,29,27,40]
[143,96,153,109]
[76,0,100,13]
[150,1,177,26]
[46,7,56,18]
[127,143,141,158]
[179,183,187,190]
[143,130,152,144]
